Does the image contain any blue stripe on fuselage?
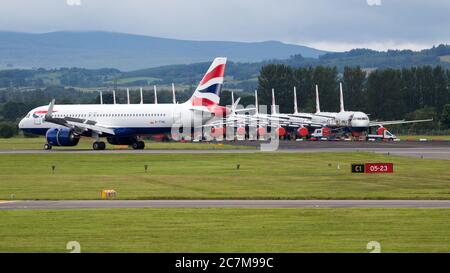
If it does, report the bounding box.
[21,127,173,137]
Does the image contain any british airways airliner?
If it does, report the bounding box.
[18,57,228,150]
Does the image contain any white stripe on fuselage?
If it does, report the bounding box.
[21,103,193,130]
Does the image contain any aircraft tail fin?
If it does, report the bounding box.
[271,88,277,114]
[315,84,321,113]
[187,57,227,106]
[293,86,298,114]
[154,85,158,104]
[172,83,176,104]
[254,90,259,115]
[339,82,345,112]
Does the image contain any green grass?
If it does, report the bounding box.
[1,208,449,252]
[0,137,252,150]
[0,152,449,200]
[398,135,450,141]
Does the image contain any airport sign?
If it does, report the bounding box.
[352,163,394,173]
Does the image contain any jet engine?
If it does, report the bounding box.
[297,126,309,138]
[46,128,80,147]
[210,127,225,138]
[236,126,246,136]
[257,127,266,138]
[275,127,286,137]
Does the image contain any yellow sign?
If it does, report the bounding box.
[101,189,117,199]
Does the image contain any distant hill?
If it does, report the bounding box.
[0,31,327,71]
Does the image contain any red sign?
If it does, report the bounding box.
[365,163,394,173]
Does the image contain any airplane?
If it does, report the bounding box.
[18,57,228,150]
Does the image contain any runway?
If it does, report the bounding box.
[0,141,449,160]
[2,200,450,209]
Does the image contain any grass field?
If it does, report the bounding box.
[0,152,449,200]
[398,135,450,141]
[1,208,449,252]
[0,137,252,150]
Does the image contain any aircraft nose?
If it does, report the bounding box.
[18,118,25,129]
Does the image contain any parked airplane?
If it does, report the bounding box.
[18,57,227,150]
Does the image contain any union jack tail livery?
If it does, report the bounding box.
[188,57,227,107]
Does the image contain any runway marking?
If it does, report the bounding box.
[1,200,450,209]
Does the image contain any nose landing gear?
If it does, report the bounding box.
[44,144,52,150]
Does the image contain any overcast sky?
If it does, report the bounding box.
[0,0,449,51]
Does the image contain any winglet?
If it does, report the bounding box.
[45,99,55,120]
[231,97,241,114]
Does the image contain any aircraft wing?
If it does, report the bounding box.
[44,100,116,135]
[369,118,433,127]
[203,114,322,128]
[287,119,325,128]
[288,113,313,119]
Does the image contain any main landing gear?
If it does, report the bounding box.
[44,144,52,150]
[93,141,106,150]
[132,141,145,150]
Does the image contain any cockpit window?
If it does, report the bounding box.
[26,113,31,118]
